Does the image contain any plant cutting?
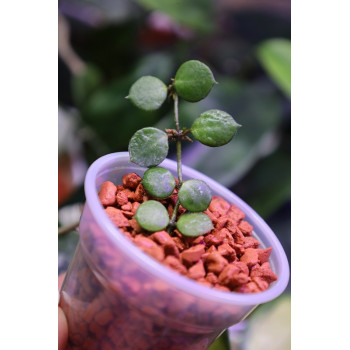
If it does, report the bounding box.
[59,60,290,350]
[126,60,241,238]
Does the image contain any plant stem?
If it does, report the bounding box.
[174,92,180,131]
[167,92,183,233]
[167,200,180,232]
[173,93,183,185]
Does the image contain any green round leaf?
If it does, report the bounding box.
[142,167,176,198]
[178,179,212,212]
[127,76,168,111]
[174,60,216,102]
[129,127,169,167]
[191,109,241,147]
[176,213,213,237]
[134,200,169,232]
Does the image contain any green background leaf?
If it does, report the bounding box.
[256,39,291,98]
[72,64,103,107]
[58,231,79,275]
[208,330,230,350]
[133,0,214,34]
[243,294,291,350]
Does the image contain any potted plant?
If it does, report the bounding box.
[59,60,289,350]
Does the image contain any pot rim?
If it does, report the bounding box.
[84,152,289,307]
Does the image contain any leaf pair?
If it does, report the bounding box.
[135,203,213,237]
[176,180,214,236]
[128,109,241,168]
[127,60,217,110]
[137,167,213,236]
[142,170,213,214]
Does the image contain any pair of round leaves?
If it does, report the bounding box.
[135,174,213,236]
[128,109,241,168]
[142,171,211,213]
[127,61,217,112]
[176,179,213,236]
[134,201,213,237]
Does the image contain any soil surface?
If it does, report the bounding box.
[99,172,278,293]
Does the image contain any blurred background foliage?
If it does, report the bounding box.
[58,1,290,349]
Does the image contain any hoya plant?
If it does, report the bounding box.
[127,60,241,237]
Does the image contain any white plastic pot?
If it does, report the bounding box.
[60,152,289,350]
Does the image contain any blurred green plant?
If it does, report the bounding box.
[243,294,291,350]
[58,231,79,274]
[239,149,291,218]
[156,77,283,186]
[256,39,291,98]
[208,330,230,350]
[134,0,214,34]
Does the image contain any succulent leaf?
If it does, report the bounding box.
[178,179,212,212]
[135,200,169,232]
[174,60,216,102]
[191,109,241,147]
[128,76,168,111]
[142,167,176,198]
[176,213,213,237]
[129,127,169,167]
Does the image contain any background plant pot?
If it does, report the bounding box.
[59,152,289,350]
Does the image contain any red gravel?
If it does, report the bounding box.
[99,172,278,294]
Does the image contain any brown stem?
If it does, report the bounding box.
[173,93,183,185]
[58,221,79,235]
[166,92,183,233]
[167,199,181,233]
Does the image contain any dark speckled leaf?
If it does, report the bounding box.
[129,127,169,167]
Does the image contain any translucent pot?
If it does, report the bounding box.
[59,152,289,350]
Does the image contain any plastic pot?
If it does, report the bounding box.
[59,152,289,350]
